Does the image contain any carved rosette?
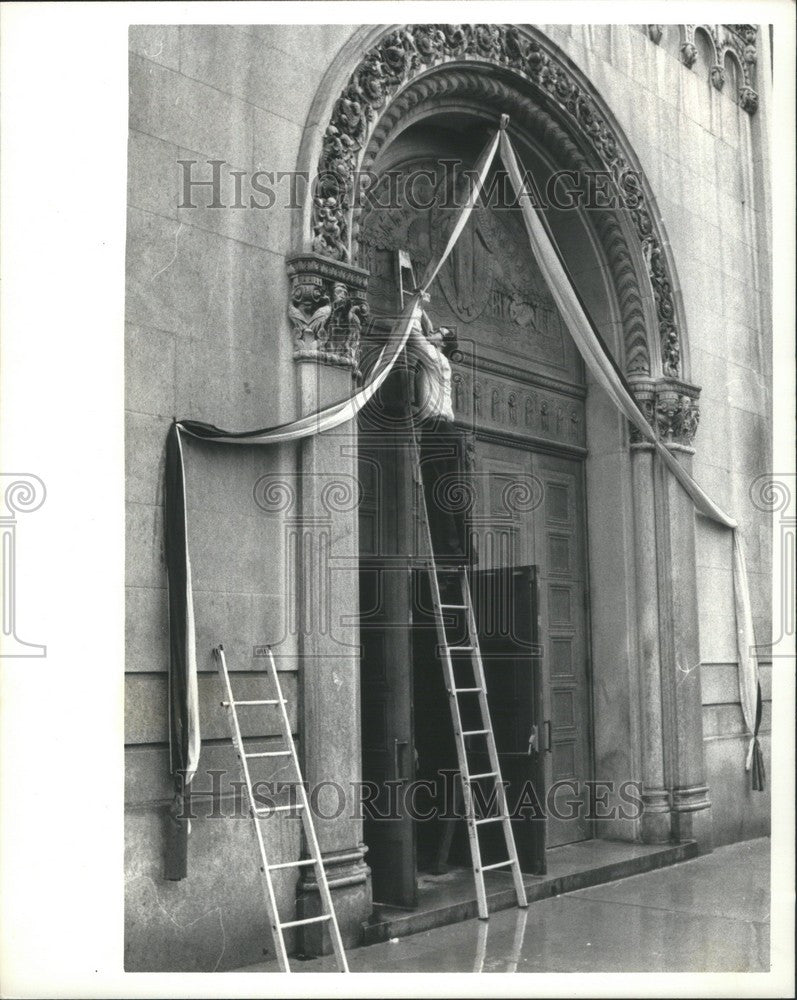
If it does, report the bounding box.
[286,253,370,375]
[629,378,701,447]
[310,23,686,378]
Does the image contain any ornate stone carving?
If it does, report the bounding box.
[647,25,663,45]
[491,387,502,422]
[569,407,581,443]
[628,378,656,445]
[507,392,518,425]
[451,371,585,448]
[655,24,758,112]
[286,253,369,373]
[359,163,569,371]
[729,24,758,47]
[721,24,759,111]
[641,236,679,377]
[311,24,685,377]
[739,86,759,114]
[655,394,698,445]
[680,41,698,68]
[629,378,701,446]
[594,213,650,374]
[453,372,466,414]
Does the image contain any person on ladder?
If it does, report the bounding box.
[407,314,468,568]
[407,311,472,873]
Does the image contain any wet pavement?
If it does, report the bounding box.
[241,837,771,974]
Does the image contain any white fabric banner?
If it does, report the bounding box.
[499,130,762,784]
[171,126,502,784]
[167,119,762,798]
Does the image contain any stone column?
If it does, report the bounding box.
[628,380,670,842]
[286,253,372,950]
[653,381,713,850]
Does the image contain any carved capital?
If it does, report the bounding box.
[628,377,656,444]
[628,378,701,447]
[655,380,701,446]
[286,253,370,374]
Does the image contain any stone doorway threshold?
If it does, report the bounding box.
[362,839,698,946]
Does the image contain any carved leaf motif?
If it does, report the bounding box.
[311,23,694,375]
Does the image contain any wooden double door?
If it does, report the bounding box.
[359,433,592,908]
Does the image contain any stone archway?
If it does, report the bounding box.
[286,26,715,945]
[300,24,689,382]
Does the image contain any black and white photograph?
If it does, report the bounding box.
[0,3,794,997]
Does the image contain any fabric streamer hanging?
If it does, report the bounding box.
[497,129,764,793]
[162,124,502,878]
[163,115,763,879]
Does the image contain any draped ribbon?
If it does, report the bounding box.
[163,116,764,877]
[499,129,764,791]
[163,124,503,876]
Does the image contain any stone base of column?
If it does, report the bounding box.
[640,788,672,843]
[671,785,713,853]
[297,846,372,955]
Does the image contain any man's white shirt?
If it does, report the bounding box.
[411,321,455,422]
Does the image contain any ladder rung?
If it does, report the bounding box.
[280,914,331,929]
[440,603,468,609]
[454,686,483,694]
[255,802,305,815]
[268,858,314,871]
[222,699,282,707]
[462,729,489,736]
[246,750,292,758]
[447,645,475,653]
[481,860,515,871]
[467,771,498,781]
[475,815,506,825]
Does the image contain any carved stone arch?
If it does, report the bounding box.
[355,66,655,375]
[693,25,719,63]
[303,23,691,378]
[719,45,745,103]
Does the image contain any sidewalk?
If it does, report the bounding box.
[240,838,770,973]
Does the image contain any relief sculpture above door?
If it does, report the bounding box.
[360,157,581,378]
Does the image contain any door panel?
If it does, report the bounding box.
[473,439,592,848]
[533,453,591,846]
[471,443,535,571]
[359,564,417,907]
[359,406,418,907]
[470,565,545,874]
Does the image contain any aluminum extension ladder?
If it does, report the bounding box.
[213,644,349,973]
[409,425,528,920]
